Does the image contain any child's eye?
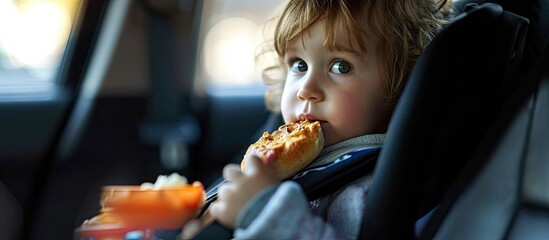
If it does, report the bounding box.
[330,60,352,74]
[290,59,308,73]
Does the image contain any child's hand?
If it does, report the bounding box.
[210,149,279,228]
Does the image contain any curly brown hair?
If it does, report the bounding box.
[259,0,451,111]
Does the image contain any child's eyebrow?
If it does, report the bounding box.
[285,45,297,53]
[283,46,300,58]
[331,44,364,57]
[283,42,365,57]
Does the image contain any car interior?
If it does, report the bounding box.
[0,0,547,239]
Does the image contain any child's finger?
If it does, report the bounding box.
[209,190,237,228]
[262,150,279,179]
[208,201,225,223]
[263,150,276,166]
[245,153,265,176]
[222,164,243,182]
[181,219,203,239]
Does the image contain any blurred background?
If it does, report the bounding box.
[0,0,282,239]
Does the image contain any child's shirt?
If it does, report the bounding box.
[233,134,385,239]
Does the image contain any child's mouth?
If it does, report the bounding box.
[298,113,324,122]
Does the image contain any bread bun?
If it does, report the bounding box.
[241,120,324,179]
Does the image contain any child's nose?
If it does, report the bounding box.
[297,72,324,102]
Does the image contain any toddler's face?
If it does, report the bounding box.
[280,21,391,146]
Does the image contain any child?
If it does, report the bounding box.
[206,0,450,238]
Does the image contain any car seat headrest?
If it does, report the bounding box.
[453,0,549,73]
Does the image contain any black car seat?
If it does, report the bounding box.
[419,36,549,240]
[421,0,549,239]
[359,3,529,239]
[453,0,549,74]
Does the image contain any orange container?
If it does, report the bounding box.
[99,183,205,229]
[75,224,150,240]
[76,182,205,239]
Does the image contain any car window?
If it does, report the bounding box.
[0,0,80,99]
[195,0,282,96]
